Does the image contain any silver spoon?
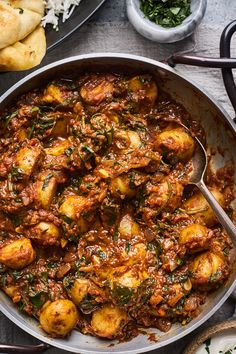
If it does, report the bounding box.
[188,132,236,246]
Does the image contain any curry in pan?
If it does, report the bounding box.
[0,73,234,339]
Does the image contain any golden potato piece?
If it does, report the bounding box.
[44,139,71,156]
[110,175,136,199]
[35,173,57,209]
[183,188,225,227]
[116,269,142,288]
[80,75,114,105]
[59,195,87,221]
[91,304,127,338]
[31,222,60,246]
[69,278,90,306]
[59,195,89,233]
[128,75,158,105]
[42,84,65,105]
[156,127,195,163]
[189,251,227,289]
[15,145,41,177]
[179,224,210,253]
[118,214,140,239]
[114,130,141,152]
[0,238,35,269]
[126,243,147,265]
[3,285,21,303]
[39,299,79,337]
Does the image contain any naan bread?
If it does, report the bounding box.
[0,26,46,71]
[6,0,45,16]
[0,0,44,49]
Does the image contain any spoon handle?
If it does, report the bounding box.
[197,181,236,246]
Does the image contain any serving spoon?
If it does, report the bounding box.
[188,130,236,246]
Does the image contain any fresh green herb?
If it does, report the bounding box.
[11,166,24,181]
[29,291,48,309]
[31,106,40,113]
[10,270,23,282]
[125,242,131,253]
[28,123,35,139]
[47,261,58,269]
[3,110,18,129]
[65,147,74,157]
[209,270,222,283]
[140,0,191,28]
[106,127,114,145]
[204,338,211,354]
[42,173,53,190]
[112,284,134,305]
[112,229,119,242]
[82,145,95,155]
[176,257,184,266]
[63,275,74,291]
[26,273,34,283]
[0,274,7,287]
[61,214,73,224]
[97,250,107,260]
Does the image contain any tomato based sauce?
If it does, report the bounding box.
[0,73,234,340]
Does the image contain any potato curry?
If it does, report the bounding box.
[0,73,234,340]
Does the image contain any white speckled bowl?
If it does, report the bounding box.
[126,0,207,43]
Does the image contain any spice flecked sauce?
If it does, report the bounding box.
[0,73,234,340]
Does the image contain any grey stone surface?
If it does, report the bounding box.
[0,0,236,353]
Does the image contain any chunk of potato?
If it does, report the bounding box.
[183,188,225,227]
[59,195,87,220]
[110,175,136,199]
[80,75,114,105]
[189,251,227,289]
[91,304,127,338]
[39,299,79,337]
[116,269,142,288]
[118,214,140,239]
[15,146,41,177]
[114,130,141,152]
[156,127,195,163]
[32,222,60,246]
[0,238,35,269]
[59,195,89,233]
[128,75,158,105]
[69,278,90,306]
[44,139,71,156]
[42,84,64,105]
[35,173,57,209]
[126,243,147,266]
[3,285,21,303]
[179,224,209,253]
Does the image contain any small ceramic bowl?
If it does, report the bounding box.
[183,320,236,354]
[126,0,207,43]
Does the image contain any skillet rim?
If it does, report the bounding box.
[0,53,235,354]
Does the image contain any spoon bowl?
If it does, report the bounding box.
[182,124,236,245]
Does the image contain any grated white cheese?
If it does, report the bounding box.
[42,0,82,30]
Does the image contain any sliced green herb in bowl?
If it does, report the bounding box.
[140,0,192,28]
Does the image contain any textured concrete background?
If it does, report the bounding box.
[0,0,236,353]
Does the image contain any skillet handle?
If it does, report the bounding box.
[220,20,236,117]
[0,343,50,353]
[167,54,236,69]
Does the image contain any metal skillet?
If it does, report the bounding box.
[0,23,236,354]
